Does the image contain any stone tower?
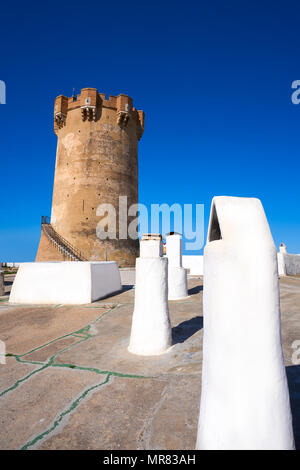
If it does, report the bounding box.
[36,88,144,266]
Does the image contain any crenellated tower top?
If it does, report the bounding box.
[53,87,145,140]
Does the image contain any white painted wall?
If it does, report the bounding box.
[9,261,121,305]
[90,262,122,301]
[277,252,300,276]
[182,255,203,275]
[197,196,294,450]
[2,263,20,268]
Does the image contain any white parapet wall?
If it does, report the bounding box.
[182,255,203,275]
[2,263,20,268]
[277,252,300,276]
[9,261,122,305]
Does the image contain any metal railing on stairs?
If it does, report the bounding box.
[41,216,87,261]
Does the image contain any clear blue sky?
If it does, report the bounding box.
[0,0,299,261]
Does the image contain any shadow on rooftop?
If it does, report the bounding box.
[94,285,134,302]
[172,315,203,344]
[120,285,134,292]
[188,285,203,296]
[286,364,300,450]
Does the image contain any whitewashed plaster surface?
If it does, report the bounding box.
[197,196,295,450]
[9,261,121,304]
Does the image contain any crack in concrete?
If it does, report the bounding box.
[1,305,118,397]
[51,362,149,379]
[1,302,152,450]
[20,373,112,450]
[21,365,151,451]
[0,363,49,398]
[137,380,169,450]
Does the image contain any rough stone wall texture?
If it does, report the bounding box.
[35,231,67,262]
[36,89,144,267]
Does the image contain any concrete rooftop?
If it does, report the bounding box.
[0,271,299,450]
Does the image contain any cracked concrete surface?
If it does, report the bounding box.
[0,275,299,449]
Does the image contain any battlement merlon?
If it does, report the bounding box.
[53,88,144,139]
